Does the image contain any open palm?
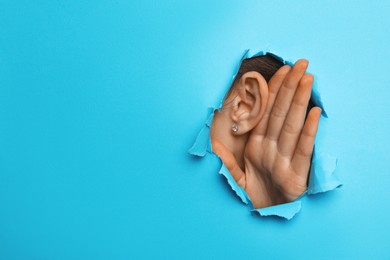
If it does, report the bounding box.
[242,60,321,208]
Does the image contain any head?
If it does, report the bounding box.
[218,53,315,135]
[210,53,314,170]
[220,54,285,135]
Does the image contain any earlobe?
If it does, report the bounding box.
[230,71,269,135]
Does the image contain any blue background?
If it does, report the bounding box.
[1,0,389,259]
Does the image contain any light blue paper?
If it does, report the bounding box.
[189,49,342,220]
[219,162,250,205]
[253,201,302,220]
[188,108,214,157]
[308,152,342,194]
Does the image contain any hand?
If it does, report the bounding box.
[240,60,321,208]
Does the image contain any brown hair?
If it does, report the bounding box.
[236,53,285,83]
[224,53,314,111]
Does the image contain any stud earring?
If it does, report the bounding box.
[231,124,239,133]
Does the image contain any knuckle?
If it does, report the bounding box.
[301,73,314,85]
[271,105,286,118]
[283,80,296,90]
[296,145,311,157]
[283,120,297,135]
[303,128,316,139]
[294,94,309,107]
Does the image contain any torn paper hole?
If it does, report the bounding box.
[189,49,341,220]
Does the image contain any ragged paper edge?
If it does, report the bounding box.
[188,107,214,157]
[219,163,250,204]
[188,48,341,220]
[308,153,342,194]
[253,201,302,220]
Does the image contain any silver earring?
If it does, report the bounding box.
[231,124,239,133]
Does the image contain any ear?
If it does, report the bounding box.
[230,71,269,135]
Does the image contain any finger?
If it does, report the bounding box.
[211,139,246,188]
[266,59,309,141]
[291,107,321,176]
[252,64,291,136]
[278,73,314,158]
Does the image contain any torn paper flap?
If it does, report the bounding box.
[253,200,302,220]
[308,152,342,195]
[189,48,341,220]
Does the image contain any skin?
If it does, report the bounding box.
[210,59,321,208]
